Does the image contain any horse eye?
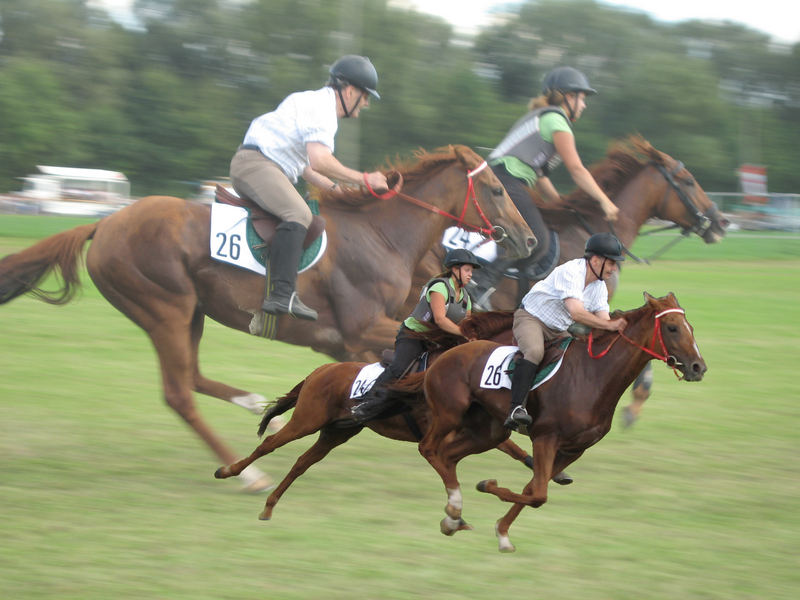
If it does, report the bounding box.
[667,324,678,333]
[492,187,504,196]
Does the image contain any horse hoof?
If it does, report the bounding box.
[214,467,228,479]
[553,471,573,485]
[476,479,496,493]
[457,518,473,532]
[498,542,516,553]
[623,406,637,429]
[258,510,272,521]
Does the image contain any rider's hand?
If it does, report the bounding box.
[364,171,389,194]
[602,200,620,222]
[607,317,627,332]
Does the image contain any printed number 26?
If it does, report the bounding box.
[216,232,241,260]
[484,365,502,386]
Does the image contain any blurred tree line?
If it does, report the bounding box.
[0,0,797,196]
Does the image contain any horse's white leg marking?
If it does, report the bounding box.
[237,464,275,493]
[446,487,463,512]
[232,393,267,415]
[495,521,516,553]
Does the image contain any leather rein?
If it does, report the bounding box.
[587,308,687,379]
[363,161,507,242]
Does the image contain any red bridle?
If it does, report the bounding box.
[587,308,687,378]
[362,161,507,241]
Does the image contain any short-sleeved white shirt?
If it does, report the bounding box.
[519,258,609,331]
[242,87,338,182]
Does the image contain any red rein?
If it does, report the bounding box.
[587,308,686,378]
[363,161,499,238]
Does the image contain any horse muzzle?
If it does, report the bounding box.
[669,355,707,381]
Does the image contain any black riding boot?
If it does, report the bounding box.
[504,358,538,430]
[465,258,511,311]
[351,370,395,423]
[262,221,318,321]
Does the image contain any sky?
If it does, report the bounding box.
[405,0,798,44]
[92,0,798,45]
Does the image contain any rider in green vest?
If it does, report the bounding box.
[351,248,480,423]
[469,66,620,309]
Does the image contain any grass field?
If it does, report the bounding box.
[1,216,798,599]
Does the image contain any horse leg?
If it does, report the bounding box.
[418,409,470,535]
[623,362,653,428]
[494,439,573,485]
[258,426,361,521]
[187,309,280,425]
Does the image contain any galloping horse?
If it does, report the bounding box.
[214,326,566,523]
[0,145,534,490]
[416,293,706,552]
[407,136,726,424]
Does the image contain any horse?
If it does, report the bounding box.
[414,292,705,552]
[212,322,574,523]
[406,135,726,426]
[0,145,534,491]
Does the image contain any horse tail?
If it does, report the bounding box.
[0,222,98,305]
[258,379,304,437]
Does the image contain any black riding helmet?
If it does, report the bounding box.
[329,55,380,99]
[443,248,482,269]
[584,232,625,262]
[542,66,597,96]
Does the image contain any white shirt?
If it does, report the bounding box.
[242,87,338,183]
[520,258,609,331]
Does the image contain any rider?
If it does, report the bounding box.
[469,66,620,309]
[351,248,481,423]
[230,55,389,321]
[504,232,628,430]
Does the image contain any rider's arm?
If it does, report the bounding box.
[301,165,337,190]
[306,142,388,191]
[429,291,464,336]
[535,176,561,203]
[552,131,619,221]
[564,297,627,331]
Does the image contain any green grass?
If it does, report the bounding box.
[1,217,799,599]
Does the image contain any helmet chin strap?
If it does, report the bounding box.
[586,256,607,280]
[564,93,577,121]
[336,85,359,118]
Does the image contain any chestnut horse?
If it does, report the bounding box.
[0,145,534,490]
[407,136,726,425]
[416,292,705,552]
[213,325,573,523]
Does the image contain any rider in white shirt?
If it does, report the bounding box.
[230,55,389,321]
[505,233,628,429]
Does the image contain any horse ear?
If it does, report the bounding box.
[643,291,656,305]
[452,144,476,169]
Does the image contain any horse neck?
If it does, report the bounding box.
[608,169,666,248]
[374,164,470,263]
[581,305,656,408]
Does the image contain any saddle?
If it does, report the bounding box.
[214,185,325,249]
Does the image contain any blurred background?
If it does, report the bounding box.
[0,0,798,227]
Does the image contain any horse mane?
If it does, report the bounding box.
[538,134,668,221]
[459,310,515,341]
[309,145,464,209]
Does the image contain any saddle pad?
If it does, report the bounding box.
[210,202,327,274]
[441,226,498,262]
[479,340,571,391]
[350,363,385,399]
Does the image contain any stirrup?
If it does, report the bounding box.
[262,291,318,321]
[503,405,532,430]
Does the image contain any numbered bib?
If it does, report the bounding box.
[479,346,517,389]
[441,226,498,262]
[349,363,385,399]
[210,203,266,274]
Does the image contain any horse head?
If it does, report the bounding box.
[638,138,728,244]
[642,292,707,382]
[450,145,535,261]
